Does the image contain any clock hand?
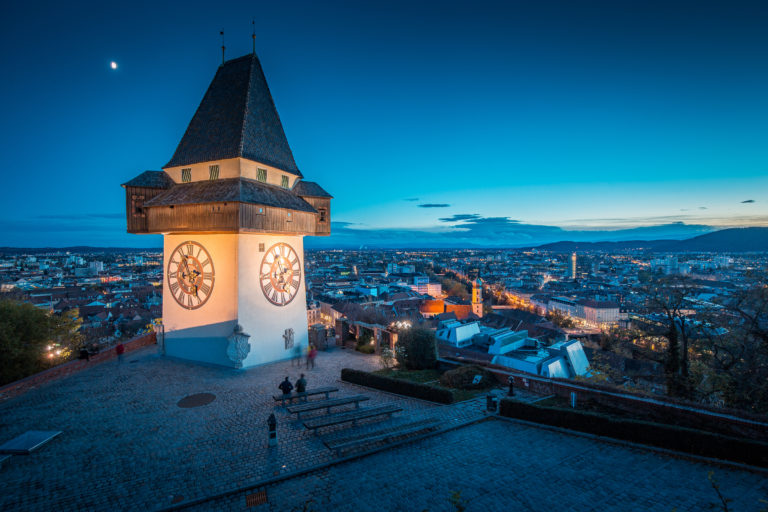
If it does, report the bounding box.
[179,255,190,278]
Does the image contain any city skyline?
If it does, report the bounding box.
[2,0,768,247]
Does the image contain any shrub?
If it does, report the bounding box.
[498,399,768,468]
[341,368,454,404]
[380,347,395,369]
[439,365,495,390]
[0,300,83,386]
[395,327,437,370]
[356,344,375,354]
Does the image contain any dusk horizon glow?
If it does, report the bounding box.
[2,0,768,247]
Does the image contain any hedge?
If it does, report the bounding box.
[341,368,454,404]
[499,399,768,468]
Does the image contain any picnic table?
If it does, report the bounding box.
[287,395,370,420]
[273,386,339,406]
[303,404,402,431]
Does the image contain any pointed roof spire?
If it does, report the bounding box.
[252,19,256,55]
[164,54,302,177]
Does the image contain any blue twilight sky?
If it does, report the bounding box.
[1,0,767,248]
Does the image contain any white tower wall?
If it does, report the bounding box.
[162,232,308,368]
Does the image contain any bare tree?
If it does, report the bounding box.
[639,276,701,398]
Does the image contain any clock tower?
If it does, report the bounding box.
[121,53,331,368]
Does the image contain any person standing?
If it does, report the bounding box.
[307,344,317,370]
[278,376,293,397]
[292,344,302,367]
[295,374,307,401]
[116,342,125,363]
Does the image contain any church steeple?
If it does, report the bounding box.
[165,53,302,177]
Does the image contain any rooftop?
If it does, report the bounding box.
[143,177,317,213]
[164,54,302,177]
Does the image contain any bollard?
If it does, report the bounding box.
[267,413,277,447]
[507,376,514,397]
[486,394,497,413]
[570,392,577,409]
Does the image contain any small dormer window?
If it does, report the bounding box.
[257,168,267,182]
[181,168,191,183]
[281,175,289,188]
[209,165,220,180]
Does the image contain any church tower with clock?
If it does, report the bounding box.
[121,53,331,368]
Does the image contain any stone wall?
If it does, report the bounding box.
[0,332,156,402]
[440,354,768,441]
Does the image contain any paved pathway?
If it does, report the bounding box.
[0,346,478,511]
[0,346,765,511]
[191,419,768,512]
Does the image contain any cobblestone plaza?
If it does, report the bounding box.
[0,346,765,511]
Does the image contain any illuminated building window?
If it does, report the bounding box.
[181,168,191,183]
[281,175,289,188]
[257,168,267,182]
[209,165,220,180]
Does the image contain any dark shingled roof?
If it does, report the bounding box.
[144,178,317,213]
[293,181,333,198]
[164,54,302,177]
[121,171,175,189]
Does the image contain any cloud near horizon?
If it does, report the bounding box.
[418,203,451,208]
[312,216,721,249]
[742,199,756,203]
[439,214,481,222]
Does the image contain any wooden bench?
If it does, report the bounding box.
[303,404,402,431]
[287,395,370,420]
[324,418,442,453]
[273,386,339,406]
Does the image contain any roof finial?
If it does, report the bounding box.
[252,18,256,55]
[220,30,226,65]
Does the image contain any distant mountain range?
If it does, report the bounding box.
[0,246,159,255]
[0,227,765,254]
[532,227,768,253]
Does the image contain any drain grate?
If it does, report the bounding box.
[246,490,268,507]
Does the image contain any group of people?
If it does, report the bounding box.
[292,343,318,369]
[280,343,319,398]
[279,373,307,397]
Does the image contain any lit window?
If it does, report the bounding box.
[181,168,191,183]
[209,165,220,180]
[281,175,289,188]
[257,168,267,182]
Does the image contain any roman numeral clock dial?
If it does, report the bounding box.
[260,243,302,306]
[166,241,215,310]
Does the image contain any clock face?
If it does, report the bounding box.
[260,242,302,306]
[166,241,215,310]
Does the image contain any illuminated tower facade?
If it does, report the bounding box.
[121,54,331,368]
[570,252,577,280]
[472,278,483,318]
